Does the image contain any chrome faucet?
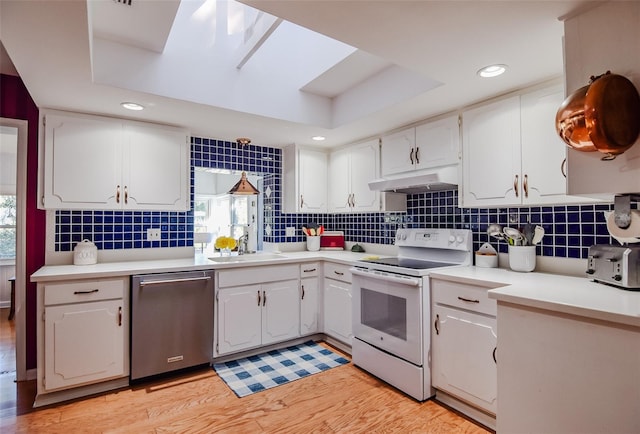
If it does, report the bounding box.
[237,233,249,255]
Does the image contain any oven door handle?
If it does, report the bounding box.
[350,268,421,287]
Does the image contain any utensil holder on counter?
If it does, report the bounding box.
[306,236,320,251]
[508,245,536,272]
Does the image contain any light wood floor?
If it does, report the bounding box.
[0,310,491,433]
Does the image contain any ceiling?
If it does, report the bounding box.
[0,0,598,148]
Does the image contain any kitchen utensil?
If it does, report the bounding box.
[523,223,534,246]
[487,223,505,240]
[503,227,524,245]
[532,225,545,245]
[584,72,640,159]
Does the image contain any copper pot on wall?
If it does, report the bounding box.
[556,71,640,160]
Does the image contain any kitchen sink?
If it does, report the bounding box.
[208,253,284,263]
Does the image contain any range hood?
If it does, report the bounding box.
[368,166,459,194]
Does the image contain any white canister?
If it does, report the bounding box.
[508,245,536,272]
[73,239,98,265]
[306,236,320,252]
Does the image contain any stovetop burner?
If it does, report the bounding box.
[361,257,457,270]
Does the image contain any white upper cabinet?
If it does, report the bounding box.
[381,128,416,176]
[40,111,189,211]
[328,140,380,213]
[282,145,328,213]
[461,83,577,207]
[381,115,460,176]
[563,1,640,198]
[415,115,460,168]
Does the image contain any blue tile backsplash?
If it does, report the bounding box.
[55,135,630,260]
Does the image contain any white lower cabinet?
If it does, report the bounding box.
[36,277,129,406]
[300,263,320,335]
[215,264,301,356]
[323,262,353,345]
[430,277,499,424]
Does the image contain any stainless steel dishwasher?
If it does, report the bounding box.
[131,270,214,380]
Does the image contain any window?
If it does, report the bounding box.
[0,195,16,259]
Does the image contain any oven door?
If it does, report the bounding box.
[351,268,423,366]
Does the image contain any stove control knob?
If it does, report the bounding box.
[448,235,456,244]
[456,235,465,244]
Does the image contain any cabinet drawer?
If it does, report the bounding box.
[43,278,126,306]
[323,262,352,283]
[300,262,320,277]
[431,278,499,317]
[217,264,299,288]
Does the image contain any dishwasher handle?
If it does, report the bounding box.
[350,267,421,287]
[138,275,212,287]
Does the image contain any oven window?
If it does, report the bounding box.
[361,288,407,341]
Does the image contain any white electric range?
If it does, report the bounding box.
[350,227,473,401]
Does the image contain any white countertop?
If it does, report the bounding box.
[30,250,370,282]
[429,266,640,328]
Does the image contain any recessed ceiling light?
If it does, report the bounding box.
[312,136,326,141]
[121,102,144,111]
[477,64,507,78]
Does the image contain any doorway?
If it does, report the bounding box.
[0,118,28,384]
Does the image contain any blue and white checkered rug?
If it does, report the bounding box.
[213,341,350,397]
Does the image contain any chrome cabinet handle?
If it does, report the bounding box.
[74,289,99,295]
[523,174,529,198]
[116,185,121,203]
[434,314,440,335]
[514,175,519,198]
[301,285,305,300]
[457,296,480,303]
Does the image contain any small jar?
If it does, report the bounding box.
[73,239,98,265]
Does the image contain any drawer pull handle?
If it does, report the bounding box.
[334,271,344,276]
[493,347,497,364]
[303,268,317,273]
[262,290,266,307]
[118,306,122,327]
[301,285,305,300]
[457,296,480,303]
[434,314,440,335]
[74,289,99,295]
[257,290,261,306]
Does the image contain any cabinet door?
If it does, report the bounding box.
[300,276,319,335]
[432,304,497,414]
[324,279,353,345]
[217,285,262,355]
[415,115,460,169]
[42,113,122,209]
[327,147,351,212]
[298,148,327,212]
[462,96,521,207]
[350,140,380,212]
[520,85,571,204]
[44,299,125,391]
[381,128,415,176]
[262,280,300,345]
[124,123,189,211]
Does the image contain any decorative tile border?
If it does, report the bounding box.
[54,135,625,260]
